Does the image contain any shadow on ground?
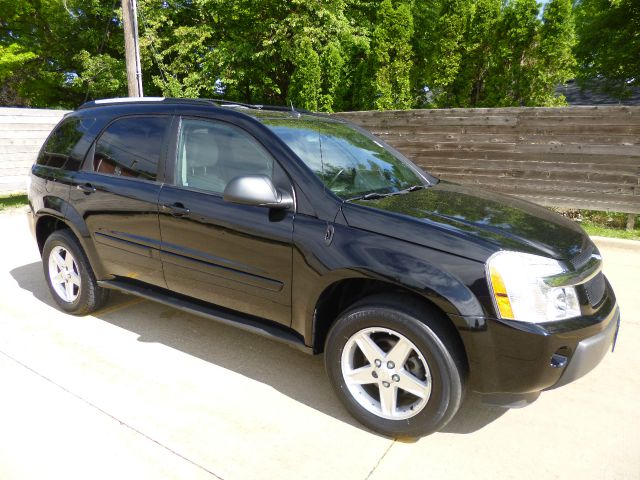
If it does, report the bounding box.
[10,261,508,436]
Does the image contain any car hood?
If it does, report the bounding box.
[343,181,589,262]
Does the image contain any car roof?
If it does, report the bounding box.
[76,97,336,123]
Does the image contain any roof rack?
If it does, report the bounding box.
[78,97,216,110]
[78,96,314,115]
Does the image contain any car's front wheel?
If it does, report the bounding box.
[42,229,109,315]
[325,295,465,438]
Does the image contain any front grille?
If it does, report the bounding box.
[584,272,606,307]
[571,244,595,269]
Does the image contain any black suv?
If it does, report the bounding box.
[28,98,620,437]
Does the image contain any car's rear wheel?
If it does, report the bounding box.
[43,229,109,315]
[325,295,465,438]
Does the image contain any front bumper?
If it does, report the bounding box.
[457,285,620,403]
[548,306,619,390]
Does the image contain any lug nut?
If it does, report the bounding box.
[392,374,400,382]
[387,361,395,369]
[382,381,390,388]
[372,371,378,378]
[374,359,382,367]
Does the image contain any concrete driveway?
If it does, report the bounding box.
[0,209,638,480]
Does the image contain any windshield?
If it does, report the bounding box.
[263,118,428,199]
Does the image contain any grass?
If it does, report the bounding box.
[580,220,640,241]
[0,194,28,211]
[551,209,640,241]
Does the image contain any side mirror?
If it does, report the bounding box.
[223,175,293,210]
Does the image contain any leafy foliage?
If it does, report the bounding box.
[574,0,640,100]
[0,0,597,110]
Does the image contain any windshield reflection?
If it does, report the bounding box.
[264,119,428,199]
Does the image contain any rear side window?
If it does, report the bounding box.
[38,117,87,170]
[93,116,169,181]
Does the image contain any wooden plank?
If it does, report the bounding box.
[0,166,33,176]
[0,115,66,125]
[389,139,518,152]
[514,143,640,156]
[1,152,39,162]
[427,166,639,185]
[0,107,70,117]
[518,115,640,126]
[432,174,639,196]
[0,138,45,147]
[365,124,640,136]
[343,115,518,127]
[336,105,640,118]
[372,131,639,145]
[0,144,42,154]
[0,130,50,139]
[511,195,640,214]
[0,123,58,131]
[401,148,640,165]
[412,157,640,176]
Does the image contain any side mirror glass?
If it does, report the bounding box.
[223,175,293,210]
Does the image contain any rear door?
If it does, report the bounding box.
[70,115,172,287]
[157,116,294,326]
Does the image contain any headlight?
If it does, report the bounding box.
[487,251,580,323]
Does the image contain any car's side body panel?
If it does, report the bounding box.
[158,184,294,326]
[68,171,167,287]
[290,214,490,346]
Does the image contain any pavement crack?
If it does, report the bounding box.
[365,440,395,480]
[0,349,224,480]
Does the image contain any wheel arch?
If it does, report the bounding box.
[310,275,472,368]
[35,206,107,279]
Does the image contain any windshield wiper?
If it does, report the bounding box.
[346,184,426,202]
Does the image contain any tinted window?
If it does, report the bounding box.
[176,118,273,194]
[93,116,169,181]
[265,119,425,199]
[38,117,88,170]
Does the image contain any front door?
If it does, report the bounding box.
[158,117,294,326]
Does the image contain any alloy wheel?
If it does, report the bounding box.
[340,327,432,420]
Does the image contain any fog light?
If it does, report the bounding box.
[550,353,568,369]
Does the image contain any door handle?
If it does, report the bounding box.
[162,202,190,217]
[76,183,96,194]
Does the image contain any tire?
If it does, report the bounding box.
[324,294,465,438]
[42,229,109,315]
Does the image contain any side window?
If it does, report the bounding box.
[38,117,88,170]
[176,118,274,194]
[93,116,169,181]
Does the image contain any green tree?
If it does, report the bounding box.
[319,41,346,112]
[575,0,640,99]
[369,0,414,110]
[535,0,576,105]
[447,0,501,107]
[0,0,130,107]
[288,37,322,110]
[415,0,473,107]
[483,0,542,106]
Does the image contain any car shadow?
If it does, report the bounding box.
[10,261,508,437]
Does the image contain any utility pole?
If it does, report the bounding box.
[122,0,143,97]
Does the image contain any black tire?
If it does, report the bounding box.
[42,229,109,315]
[324,294,465,438]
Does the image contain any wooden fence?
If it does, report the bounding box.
[337,106,640,214]
[1,106,639,216]
[0,107,69,195]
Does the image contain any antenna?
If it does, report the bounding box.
[289,100,301,117]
